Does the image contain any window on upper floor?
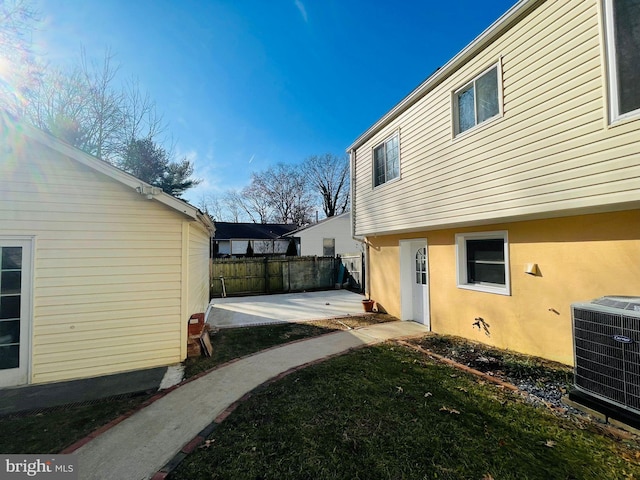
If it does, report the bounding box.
[373,133,400,187]
[604,0,640,122]
[453,64,501,136]
[456,231,510,295]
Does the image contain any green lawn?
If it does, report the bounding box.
[169,344,640,480]
[0,314,391,455]
[3,317,639,479]
[0,393,154,454]
[183,314,394,379]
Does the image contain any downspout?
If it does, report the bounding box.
[349,149,370,297]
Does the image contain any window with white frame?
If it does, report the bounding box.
[604,0,640,121]
[453,64,501,136]
[373,133,400,187]
[456,231,510,295]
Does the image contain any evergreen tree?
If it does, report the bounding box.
[286,238,298,256]
[120,138,200,198]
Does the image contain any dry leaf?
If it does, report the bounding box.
[396,386,404,393]
[424,392,432,398]
[199,439,215,449]
[544,440,556,448]
[439,406,460,414]
[456,386,468,393]
[482,475,495,480]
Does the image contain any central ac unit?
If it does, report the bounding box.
[572,296,640,416]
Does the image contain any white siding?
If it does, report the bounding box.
[353,0,640,236]
[296,213,362,256]
[0,138,202,384]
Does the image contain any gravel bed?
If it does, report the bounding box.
[410,337,583,416]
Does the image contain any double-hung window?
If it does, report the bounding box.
[453,64,501,136]
[604,0,640,122]
[323,238,335,257]
[456,231,510,295]
[373,133,399,187]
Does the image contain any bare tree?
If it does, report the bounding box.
[119,77,166,153]
[26,50,121,159]
[240,182,273,223]
[26,65,93,146]
[26,47,166,164]
[251,163,313,226]
[78,48,124,161]
[0,0,43,116]
[196,193,225,221]
[197,191,257,223]
[302,153,350,218]
[222,190,247,223]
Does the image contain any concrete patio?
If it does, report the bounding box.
[206,290,367,328]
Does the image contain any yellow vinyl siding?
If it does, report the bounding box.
[35,308,181,335]
[188,223,211,316]
[353,0,640,236]
[1,138,208,384]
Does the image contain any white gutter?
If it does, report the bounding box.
[349,148,370,297]
[346,0,540,152]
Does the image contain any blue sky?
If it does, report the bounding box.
[33,0,517,205]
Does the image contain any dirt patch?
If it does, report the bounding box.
[406,334,574,412]
[306,313,395,330]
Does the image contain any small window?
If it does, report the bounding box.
[323,238,335,257]
[415,248,427,285]
[373,133,400,186]
[604,0,640,121]
[453,64,501,136]
[456,231,510,295]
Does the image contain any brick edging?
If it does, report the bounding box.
[152,335,516,478]
[151,342,373,479]
[60,324,414,476]
[395,340,521,393]
[60,328,351,455]
[72,332,639,479]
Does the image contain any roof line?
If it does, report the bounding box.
[284,211,351,235]
[346,0,540,152]
[4,112,212,229]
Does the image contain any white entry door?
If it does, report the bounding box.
[400,239,430,328]
[0,239,32,387]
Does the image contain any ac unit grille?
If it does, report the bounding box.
[573,305,640,413]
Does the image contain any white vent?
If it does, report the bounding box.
[572,296,640,414]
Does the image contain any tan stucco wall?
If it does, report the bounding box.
[367,209,640,365]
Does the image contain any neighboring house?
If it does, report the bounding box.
[285,212,362,257]
[0,114,214,408]
[213,222,298,257]
[347,0,640,366]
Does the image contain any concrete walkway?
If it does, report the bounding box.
[207,290,367,328]
[73,321,429,480]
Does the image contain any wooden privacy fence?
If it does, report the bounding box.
[211,256,337,297]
